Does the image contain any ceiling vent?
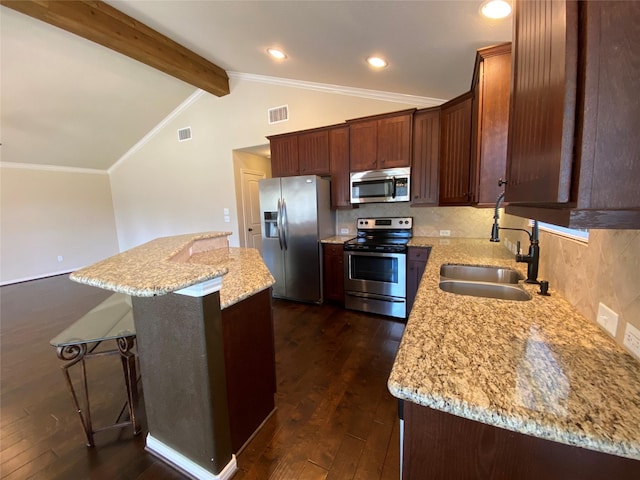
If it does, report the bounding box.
[268,105,289,124]
[177,126,192,142]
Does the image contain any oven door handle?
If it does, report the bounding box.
[345,291,405,303]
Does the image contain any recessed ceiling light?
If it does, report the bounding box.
[480,0,512,19]
[366,56,388,68]
[267,48,287,60]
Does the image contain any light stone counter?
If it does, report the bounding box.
[390,237,640,460]
[321,235,355,244]
[70,232,275,308]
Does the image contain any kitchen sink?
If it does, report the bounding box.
[440,264,524,284]
[439,279,532,301]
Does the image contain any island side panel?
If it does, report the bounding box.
[403,401,640,480]
[221,287,276,452]
[132,292,232,475]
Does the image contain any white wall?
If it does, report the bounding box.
[0,165,119,284]
[109,78,420,250]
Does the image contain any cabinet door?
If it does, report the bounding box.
[349,119,378,172]
[505,0,578,204]
[411,109,440,205]
[298,129,330,175]
[439,94,472,205]
[269,135,299,177]
[378,113,412,168]
[329,126,351,209]
[406,247,430,314]
[322,244,344,304]
[471,44,511,206]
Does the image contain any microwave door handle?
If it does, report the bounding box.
[391,176,397,199]
[276,198,284,250]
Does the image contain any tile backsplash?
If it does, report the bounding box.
[501,213,640,356]
[336,204,494,238]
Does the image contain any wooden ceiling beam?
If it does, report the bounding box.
[1,0,230,97]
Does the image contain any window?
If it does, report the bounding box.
[536,221,589,243]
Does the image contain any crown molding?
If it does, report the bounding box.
[0,162,107,175]
[227,71,446,108]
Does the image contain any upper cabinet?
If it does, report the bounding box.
[348,110,415,172]
[328,125,351,209]
[411,108,440,206]
[298,129,330,175]
[439,92,473,206]
[505,0,640,228]
[470,43,511,207]
[268,133,299,178]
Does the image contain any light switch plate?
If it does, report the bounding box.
[623,323,640,360]
[597,303,619,337]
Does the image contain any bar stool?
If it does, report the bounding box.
[50,293,140,446]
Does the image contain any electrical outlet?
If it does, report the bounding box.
[223,207,229,215]
[623,323,640,359]
[597,303,619,337]
[340,228,349,235]
[57,255,63,262]
[224,215,230,223]
[439,230,451,237]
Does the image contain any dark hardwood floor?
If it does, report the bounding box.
[1,275,404,479]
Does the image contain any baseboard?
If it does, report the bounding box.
[145,434,237,480]
[0,270,75,287]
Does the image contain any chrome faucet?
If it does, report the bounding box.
[489,189,540,284]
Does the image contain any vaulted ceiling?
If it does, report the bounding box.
[0,1,512,171]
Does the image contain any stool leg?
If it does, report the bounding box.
[57,344,94,447]
[118,336,140,435]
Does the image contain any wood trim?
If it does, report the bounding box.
[1,0,230,97]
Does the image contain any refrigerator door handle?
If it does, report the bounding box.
[281,197,289,250]
[276,198,284,250]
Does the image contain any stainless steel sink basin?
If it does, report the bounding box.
[439,280,532,301]
[440,264,524,284]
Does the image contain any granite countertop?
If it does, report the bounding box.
[70,232,275,308]
[389,237,640,460]
[321,235,355,244]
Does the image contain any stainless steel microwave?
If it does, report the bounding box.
[350,167,410,204]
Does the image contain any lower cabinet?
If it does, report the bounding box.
[322,243,344,305]
[402,401,640,480]
[407,247,430,314]
[221,288,276,452]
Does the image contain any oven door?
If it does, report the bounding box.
[344,250,406,298]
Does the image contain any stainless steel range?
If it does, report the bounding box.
[343,217,412,319]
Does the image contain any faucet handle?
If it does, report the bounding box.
[516,240,521,254]
[498,178,508,187]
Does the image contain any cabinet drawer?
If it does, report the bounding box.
[408,247,431,262]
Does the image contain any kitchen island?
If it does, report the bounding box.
[389,237,640,478]
[70,232,275,480]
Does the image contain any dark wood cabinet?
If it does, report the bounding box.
[505,0,640,228]
[402,400,640,480]
[411,108,440,206]
[348,109,414,172]
[268,134,299,178]
[470,43,511,207]
[406,247,430,314]
[328,125,351,209]
[439,92,473,206]
[221,288,276,453]
[297,129,330,176]
[322,243,344,305]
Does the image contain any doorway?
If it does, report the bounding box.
[232,147,271,253]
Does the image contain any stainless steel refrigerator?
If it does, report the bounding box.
[259,175,335,303]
